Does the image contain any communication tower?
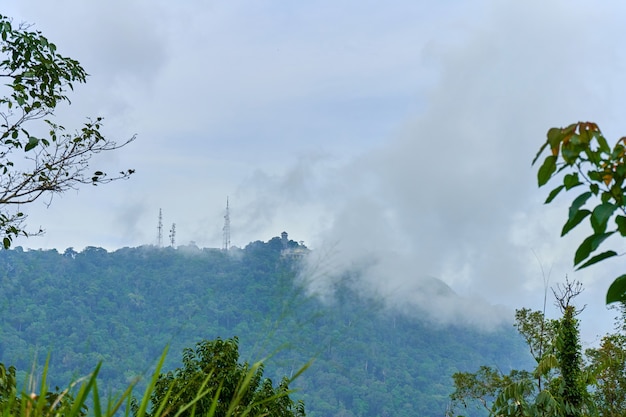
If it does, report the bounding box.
[223,197,231,251]
[169,223,176,247]
[157,208,163,247]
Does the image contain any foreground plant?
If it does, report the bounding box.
[0,360,92,417]
[447,280,606,417]
[533,122,626,304]
[136,337,307,417]
[0,338,307,417]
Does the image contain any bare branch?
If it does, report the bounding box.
[552,277,586,315]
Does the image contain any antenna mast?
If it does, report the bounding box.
[223,197,231,251]
[157,208,163,247]
[169,223,176,247]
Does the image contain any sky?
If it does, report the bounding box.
[4,0,626,339]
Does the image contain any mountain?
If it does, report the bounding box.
[0,236,530,416]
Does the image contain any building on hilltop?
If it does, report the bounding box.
[280,231,309,260]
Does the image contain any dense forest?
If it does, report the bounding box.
[0,236,530,416]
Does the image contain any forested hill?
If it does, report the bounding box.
[0,237,530,417]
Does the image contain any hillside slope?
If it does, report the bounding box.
[0,237,530,416]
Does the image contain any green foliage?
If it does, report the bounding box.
[555,306,585,417]
[585,333,626,417]
[448,308,562,417]
[0,362,18,414]
[0,341,305,417]
[450,366,533,414]
[139,337,305,417]
[533,122,626,303]
[0,14,135,248]
[448,288,602,417]
[0,360,90,417]
[514,308,558,363]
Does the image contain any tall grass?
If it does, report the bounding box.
[0,345,309,417]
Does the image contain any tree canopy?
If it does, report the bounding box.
[139,337,306,417]
[448,281,626,417]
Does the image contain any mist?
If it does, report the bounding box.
[232,0,626,334]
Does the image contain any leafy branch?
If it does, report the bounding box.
[0,15,135,247]
[533,122,626,304]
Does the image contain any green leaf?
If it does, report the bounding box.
[576,250,618,270]
[531,132,561,165]
[563,173,581,190]
[590,202,618,234]
[561,209,590,236]
[568,191,592,219]
[616,215,626,236]
[24,136,38,152]
[588,170,602,182]
[537,155,557,187]
[574,232,615,266]
[544,185,564,204]
[596,132,611,154]
[590,183,600,195]
[2,237,9,248]
[533,141,550,166]
[607,275,626,304]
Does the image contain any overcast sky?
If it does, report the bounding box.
[4,0,626,338]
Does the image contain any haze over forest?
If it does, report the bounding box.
[4,0,626,339]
